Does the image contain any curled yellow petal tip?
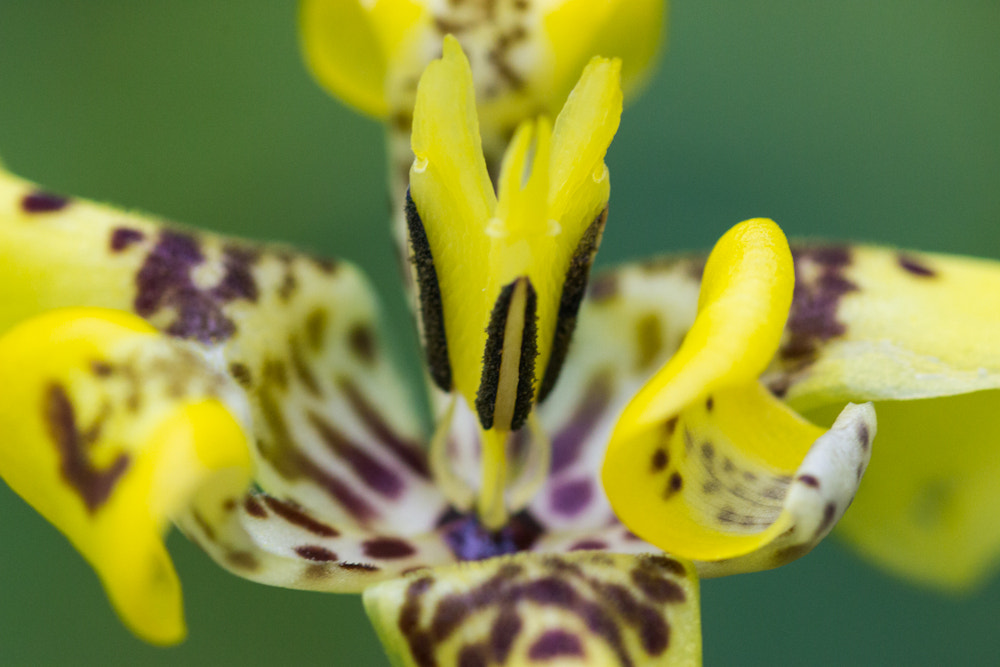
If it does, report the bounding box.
[0,308,253,644]
[603,219,873,569]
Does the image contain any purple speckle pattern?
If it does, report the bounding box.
[134,231,259,343]
[109,227,145,252]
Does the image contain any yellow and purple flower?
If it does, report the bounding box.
[2,2,1000,665]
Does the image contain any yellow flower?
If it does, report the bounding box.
[3,3,1000,665]
[0,42,702,664]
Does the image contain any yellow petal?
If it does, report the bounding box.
[364,551,701,666]
[299,0,427,118]
[546,0,666,104]
[604,220,873,565]
[769,246,1000,408]
[0,308,253,644]
[758,245,1000,589]
[612,219,795,436]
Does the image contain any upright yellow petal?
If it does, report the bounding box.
[0,308,253,644]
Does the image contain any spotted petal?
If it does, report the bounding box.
[762,245,1000,590]
[0,308,253,644]
[0,167,442,537]
[364,551,701,666]
[602,220,875,573]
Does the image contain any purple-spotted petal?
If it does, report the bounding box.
[1,168,446,534]
[363,551,701,666]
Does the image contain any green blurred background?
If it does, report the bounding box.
[1,1,997,664]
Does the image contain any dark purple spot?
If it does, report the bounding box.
[528,630,585,660]
[646,554,687,577]
[363,537,416,559]
[663,472,683,499]
[308,411,404,498]
[550,478,594,517]
[21,190,68,213]
[295,545,338,561]
[242,495,267,518]
[570,539,608,551]
[631,569,686,604]
[797,474,820,488]
[109,227,145,252]
[44,383,130,512]
[701,442,715,461]
[815,501,838,538]
[215,245,260,301]
[898,254,936,278]
[262,495,339,537]
[650,448,668,472]
[858,422,871,450]
[339,561,380,572]
[705,396,714,411]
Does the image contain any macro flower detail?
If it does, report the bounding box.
[3,2,1000,665]
[0,41,708,664]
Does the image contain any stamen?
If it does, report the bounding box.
[428,397,475,511]
[404,191,452,391]
[505,412,552,513]
[494,277,529,429]
[537,208,608,401]
[475,277,538,431]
